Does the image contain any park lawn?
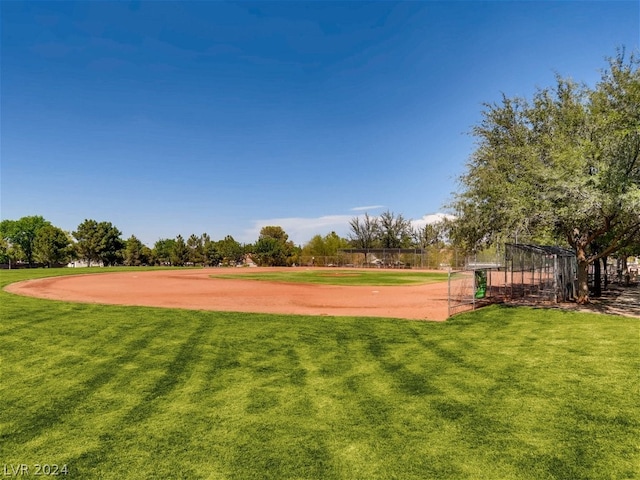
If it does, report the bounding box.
[210,269,449,285]
[1,268,638,479]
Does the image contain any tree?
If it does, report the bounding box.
[253,226,296,266]
[153,238,176,265]
[201,233,222,266]
[0,216,50,267]
[348,213,380,249]
[0,236,10,265]
[302,231,349,258]
[73,219,101,267]
[73,219,124,267]
[378,210,413,248]
[413,221,450,269]
[348,213,380,264]
[170,235,189,266]
[34,225,72,267]
[450,51,640,303]
[124,235,147,266]
[414,222,445,249]
[187,234,203,266]
[96,222,125,266]
[323,231,350,254]
[141,245,153,264]
[217,235,244,266]
[0,221,23,267]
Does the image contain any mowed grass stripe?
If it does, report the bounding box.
[2,312,174,445]
[1,268,638,479]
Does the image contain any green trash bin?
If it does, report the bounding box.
[474,269,487,299]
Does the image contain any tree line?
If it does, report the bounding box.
[0,210,450,269]
[0,217,249,268]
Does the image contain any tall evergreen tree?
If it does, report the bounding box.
[124,235,146,266]
[170,235,189,266]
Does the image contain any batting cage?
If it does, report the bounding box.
[447,243,577,317]
[503,243,576,303]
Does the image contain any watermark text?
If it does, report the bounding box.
[3,464,69,476]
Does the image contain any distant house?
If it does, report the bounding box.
[241,255,257,267]
[67,260,104,268]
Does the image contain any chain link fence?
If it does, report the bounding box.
[447,244,578,317]
[299,247,466,269]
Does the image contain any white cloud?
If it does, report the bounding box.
[350,205,385,212]
[410,213,455,230]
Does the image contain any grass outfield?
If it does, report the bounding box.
[1,268,638,479]
[210,269,449,286]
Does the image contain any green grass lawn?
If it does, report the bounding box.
[1,268,638,479]
[210,269,449,285]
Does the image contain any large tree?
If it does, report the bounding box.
[187,234,204,266]
[348,213,380,250]
[0,216,50,267]
[414,222,445,250]
[0,236,13,266]
[451,51,640,303]
[97,222,125,266]
[73,219,124,267]
[217,235,244,266]
[378,210,413,248]
[253,226,296,266]
[34,225,73,267]
[124,235,149,266]
[170,235,189,266]
[302,231,349,259]
[153,238,176,265]
[73,219,101,267]
[348,212,381,265]
[0,221,22,266]
[202,233,222,267]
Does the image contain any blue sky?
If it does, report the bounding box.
[2,1,638,246]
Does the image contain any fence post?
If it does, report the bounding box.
[472,268,476,311]
[553,255,558,303]
[447,269,451,317]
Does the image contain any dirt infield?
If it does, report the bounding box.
[5,268,451,321]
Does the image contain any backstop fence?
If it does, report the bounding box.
[299,248,466,269]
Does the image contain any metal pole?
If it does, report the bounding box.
[553,255,558,303]
[472,269,476,310]
[447,270,451,317]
